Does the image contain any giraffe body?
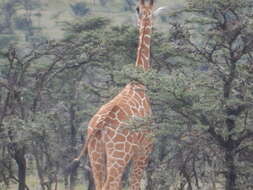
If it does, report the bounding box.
[88,82,152,190]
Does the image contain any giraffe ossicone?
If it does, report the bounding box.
[73,1,155,189]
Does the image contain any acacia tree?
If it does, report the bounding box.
[0,1,252,189]
[0,16,136,190]
[128,0,253,189]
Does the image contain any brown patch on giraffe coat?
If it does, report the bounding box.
[142,49,150,60]
[109,176,114,181]
[124,154,130,162]
[92,152,100,160]
[125,142,131,152]
[131,107,139,115]
[117,108,127,121]
[144,28,151,34]
[113,151,125,158]
[115,163,122,169]
[90,138,96,147]
[107,128,115,138]
[110,118,120,126]
[137,90,145,98]
[96,144,103,152]
[115,143,124,149]
[140,109,145,117]
[109,112,116,119]
[127,135,133,142]
[113,134,126,142]
[119,104,132,116]
[110,167,118,176]
[104,132,110,141]
[94,163,102,171]
[107,142,114,148]
[117,159,125,166]
[119,129,129,136]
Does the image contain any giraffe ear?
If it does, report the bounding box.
[136,6,140,15]
[153,6,168,17]
[135,6,141,23]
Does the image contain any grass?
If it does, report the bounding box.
[1,175,224,190]
[2,175,130,190]
[1,175,87,190]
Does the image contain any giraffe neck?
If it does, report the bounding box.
[135,20,152,71]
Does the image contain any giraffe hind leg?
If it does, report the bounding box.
[88,135,106,190]
[102,156,131,190]
[102,140,134,190]
[130,146,152,190]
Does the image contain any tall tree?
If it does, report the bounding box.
[130,0,253,189]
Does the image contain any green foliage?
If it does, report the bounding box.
[146,0,253,189]
[62,17,110,33]
[0,0,253,189]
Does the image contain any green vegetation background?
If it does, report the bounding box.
[0,0,252,190]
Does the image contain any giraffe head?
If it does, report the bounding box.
[136,0,154,27]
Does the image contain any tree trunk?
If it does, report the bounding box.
[69,103,78,190]
[64,175,68,190]
[225,150,237,190]
[181,168,192,190]
[70,169,78,190]
[224,114,237,190]
[86,169,95,190]
[145,161,154,190]
[14,147,27,190]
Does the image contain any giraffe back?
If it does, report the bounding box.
[87,82,152,137]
